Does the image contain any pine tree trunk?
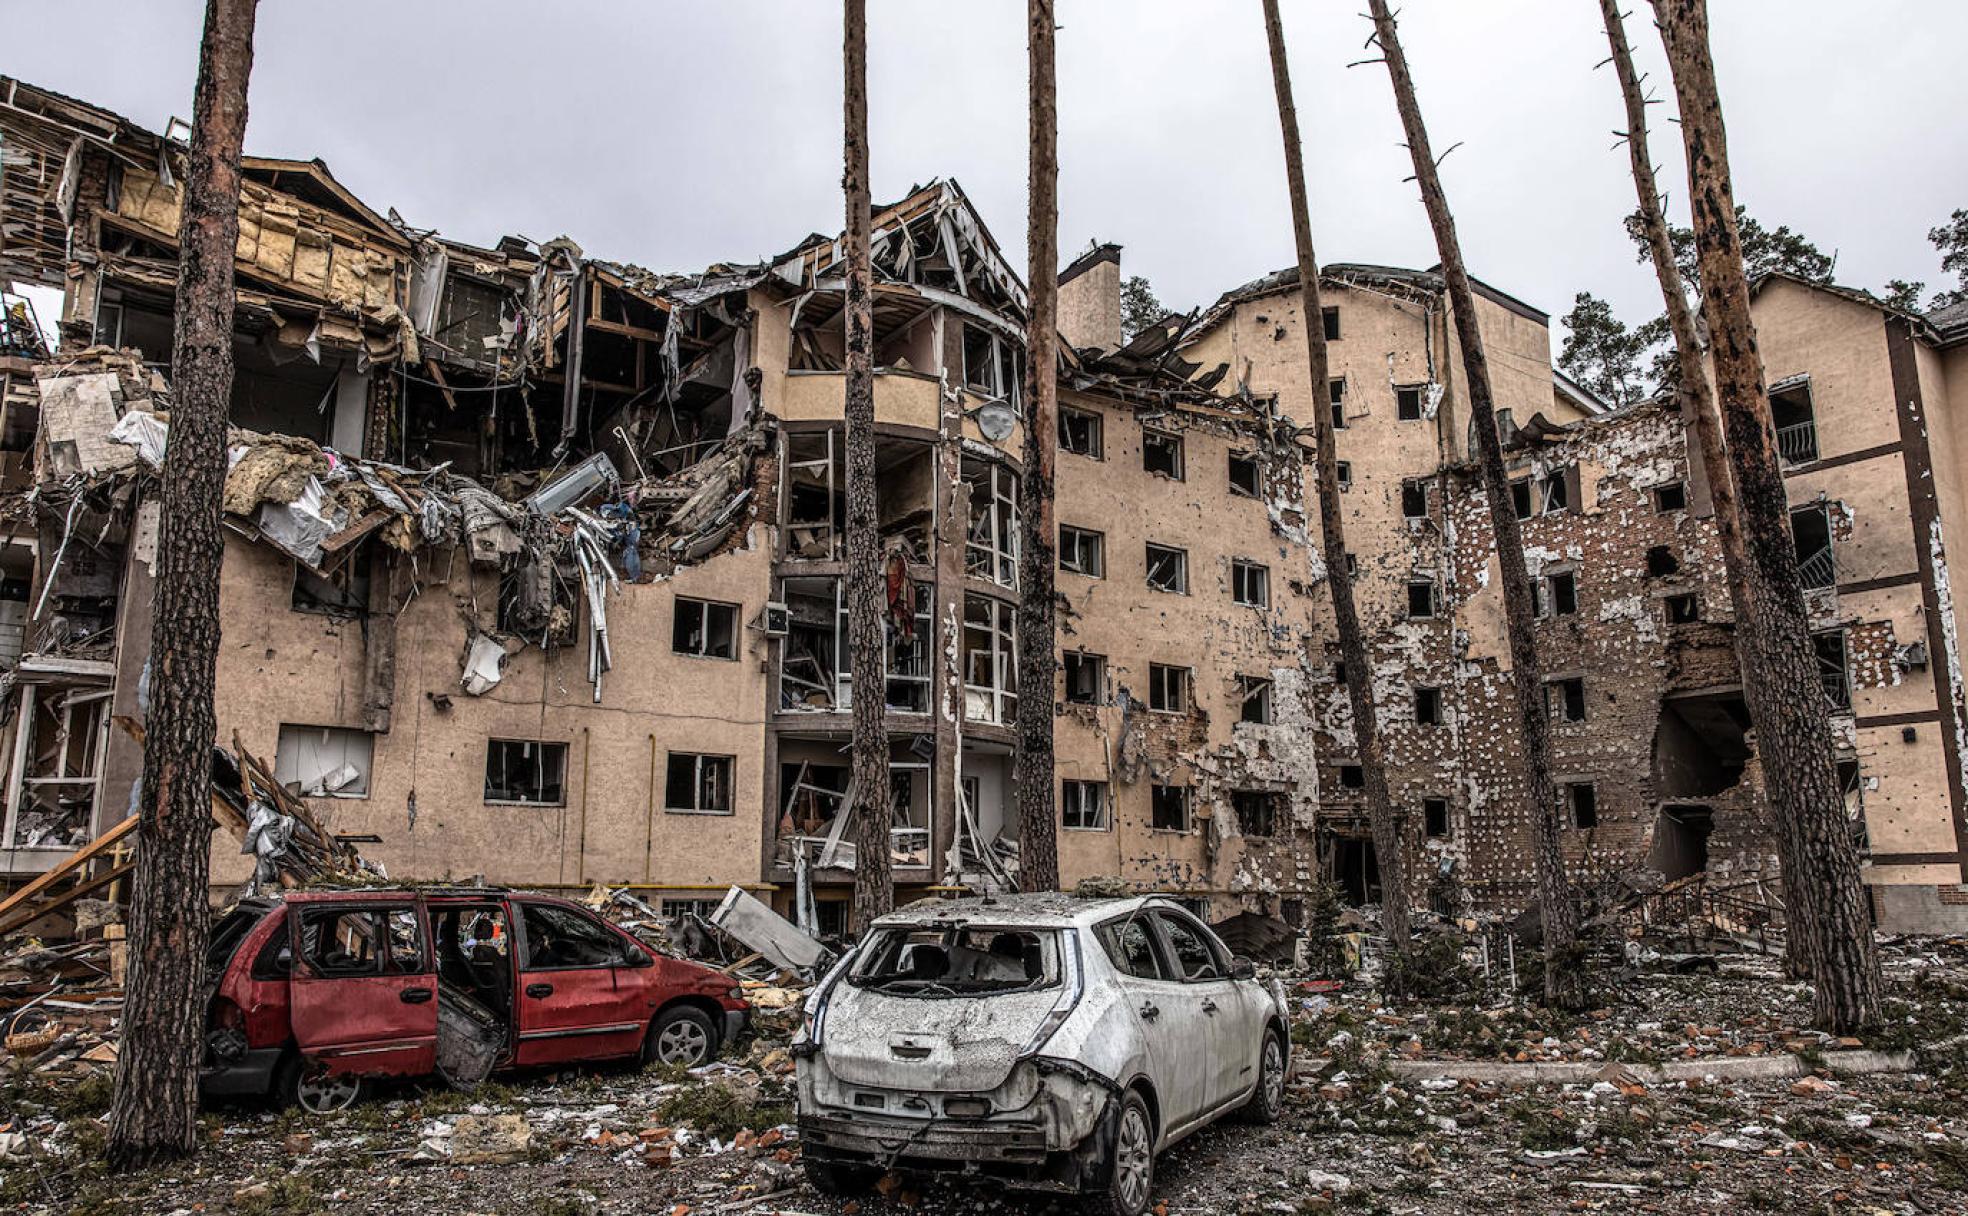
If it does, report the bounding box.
[842,0,892,933]
[1366,0,1582,1008]
[1596,0,1811,981]
[1014,0,1061,894]
[1262,0,1410,949]
[1652,0,1882,1031]
[105,0,258,1169]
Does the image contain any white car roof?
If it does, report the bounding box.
[871,892,1179,932]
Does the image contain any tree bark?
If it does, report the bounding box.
[842,0,892,933]
[1596,0,1811,980]
[1651,0,1882,1031]
[1366,0,1582,1008]
[1014,0,1061,894]
[106,0,258,1169]
[1262,0,1410,948]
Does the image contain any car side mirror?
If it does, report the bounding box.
[1229,957,1257,981]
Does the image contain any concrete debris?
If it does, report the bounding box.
[708,886,833,979]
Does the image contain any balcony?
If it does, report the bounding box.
[1776,420,1820,466]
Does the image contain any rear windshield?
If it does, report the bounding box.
[849,925,1059,996]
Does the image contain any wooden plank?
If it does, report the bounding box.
[0,860,135,938]
[0,816,137,927]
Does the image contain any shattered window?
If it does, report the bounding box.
[1815,631,1851,711]
[672,598,738,659]
[1062,780,1109,831]
[1401,480,1429,520]
[1539,468,1572,514]
[274,724,373,799]
[1148,663,1188,713]
[1655,482,1688,513]
[1647,545,1680,578]
[1772,381,1820,466]
[1059,407,1103,458]
[665,752,734,814]
[292,561,369,617]
[1228,453,1263,498]
[1142,430,1184,480]
[1233,790,1279,839]
[1064,652,1105,705]
[1238,676,1273,725]
[1151,785,1191,832]
[1232,560,1269,608]
[1396,386,1425,422]
[850,926,1060,995]
[298,905,423,977]
[1322,307,1341,342]
[1059,525,1105,577]
[6,684,109,849]
[520,903,628,971]
[484,739,568,805]
[962,324,1020,408]
[884,581,933,714]
[1145,543,1188,594]
[1339,764,1365,790]
[1541,570,1578,618]
[1549,677,1587,723]
[961,595,1017,726]
[962,458,1020,589]
[1097,915,1167,980]
[1406,579,1438,619]
[1423,797,1451,839]
[1566,782,1599,829]
[1792,505,1835,589]
[1329,378,1347,430]
[1154,911,1225,981]
[1666,593,1700,625]
[1415,686,1441,726]
[1511,479,1534,520]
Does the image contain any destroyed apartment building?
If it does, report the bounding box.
[2,75,1966,936]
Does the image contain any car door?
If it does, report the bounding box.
[1094,911,1211,1132]
[287,898,437,1078]
[1150,909,1249,1114]
[513,900,648,1066]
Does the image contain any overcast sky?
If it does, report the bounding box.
[8,1,1966,353]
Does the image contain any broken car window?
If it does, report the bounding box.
[849,926,1059,995]
[520,903,627,971]
[1153,912,1225,982]
[1096,915,1166,981]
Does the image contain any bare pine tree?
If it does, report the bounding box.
[1366,0,1583,1008]
[107,0,259,1167]
[1262,0,1410,948]
[1596,0,1816,980]
[842,0,892,931]
[1014,0,1062,893]
[1651,0,1881,1031]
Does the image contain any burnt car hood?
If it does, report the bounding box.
[822,986,1058,1092]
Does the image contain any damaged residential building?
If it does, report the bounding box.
[3,75,1966,936]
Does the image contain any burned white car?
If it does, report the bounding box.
[791,894,1290,1215]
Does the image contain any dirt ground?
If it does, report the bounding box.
[6,940,1968,1216]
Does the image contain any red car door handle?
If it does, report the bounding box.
[399,987,433,1004]
[525,982,554,999]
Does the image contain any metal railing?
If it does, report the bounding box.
[1776,420,1820,465]
[1796,546,1836,590]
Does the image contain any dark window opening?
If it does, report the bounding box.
[1566,782,1598,829]
[1233,560,1270,608]
[1143,430,1184,479]
[1649,804,1712,880]
[1064,652,1105,705]
[293,561,370,617]
[485,739,568,805]
[1149,663,1188,712]
[1771,380,1819,465]
[1233,790,1279,839]
[1331,660,1348,685]
[1539,468,1572,514]
[1238,675,1273,725]
[673,597,738,658]
[1335,460,1352,490]
[1666,593,1700,625]
[1059,407,1103,458]
[1322,307,1341,341]
[1228,453,1263,498]
[1793,505,1834,589]
[1329,378,1347,429]
[1646,545,1680,578]
[664,752,734,813]
[1151,785,1191,831]
[1654,482,1688,513]
[1407,579,1438,619]
[1815,630,1851,710]
[1415,686,1441,725]
[1401,480,1429,519]
[1512,479,1534,520]
[1396,386,1424,421]
[1062,780,1109,830]
[1423,797,1451,839]
[1550,677,1586,723]
[1146,543,1188,593]
[1338,763,1364,790]
[1059,525,1105,577]
[1543,570,1578,617]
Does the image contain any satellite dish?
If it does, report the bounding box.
[975,400,1017,443]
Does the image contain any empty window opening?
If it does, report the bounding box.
[665,752,734,814]
[1815,630,1851,710]
[1792,505,1834,589]
[779,577,844,711]
[1541,569,1579,618]
[673,598,738,658]
[1550,676,1586,722]
[1322,307,1341,341]
[1646,545,1680,578]
[1331,660,1348,685]
[275,724,373,799]
[1652,690,1751,800]
[962,594,1018,725]
[1059,406,1103,458]
[1233,790,1279,838]
[1770,380,1819,465]
[1396,386,1425,421]
[293,561,369,617]
[1338,763,1365,790]
[1228,452,1263,498]
[1415,686,1441,725]
[1062,779,1109,830]
[485,739,567,805]
[1149,663,1189,713]
[962,458,1021,588]
[1329,378,1348,429]
[1151,785,1192,831]
[963,323,1020,407]
[1326,831,1379,906]
[1064,651,1105,705]
[1401,480,1429,520]
[1059,525,1105,577]
[1511,479,1534,520]
[883,580,934,713]
[1566,782,1598,829]
[2,681,108,848]
[1654,482,1688,513]
[1232,560,1270,608]
[1146,543,1188,594]
[1665,592,1700,625]
[1649,804,1713,881]
[1344,552,1357,575]
[1335,461,1352,490]
[1539,468,1573,514]
[1238,675,1273,725]
[784,431,845,560]
[1142,429,1184,480]
[1407,579,1438,619]
[1423,797,1451,839]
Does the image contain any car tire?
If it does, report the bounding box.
[1096,1089,1156,1216]
[643,1006,717,1068]
[1239,1029,1287,1124]
[276,1054,364,1115]
[803,1157,881,1197]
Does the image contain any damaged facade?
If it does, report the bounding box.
[3,76,1966,935]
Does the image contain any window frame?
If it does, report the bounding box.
[1227,452,1263,499]
[1237,675,1273,725]
[1148,662,1189,713]
[1061,779,1110,831]
[1059,406,1104,459]
[1231,559,1270,608]
[1150,784,1192,832]
[1142,429,1185,481]
[672,596,739,660]
[484,738,570,806]
[1145,543,1189,594]
[664,751,736,815]
[1058,524,1106,578]
[1406,579,1438,619]
[1063,651,1106,706]
[1232,789,1279,839]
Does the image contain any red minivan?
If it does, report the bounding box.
[200,888,750,1112]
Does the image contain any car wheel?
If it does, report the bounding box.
[644,1006,717,1068]
[803,1157,881,1196]
[278,1056,364,1115]
[1097,1090,1155,1216]
[1240,1030,1287,1124]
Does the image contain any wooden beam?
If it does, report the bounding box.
[0,815,137,927]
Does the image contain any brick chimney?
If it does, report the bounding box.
[1057,242,1123,353]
